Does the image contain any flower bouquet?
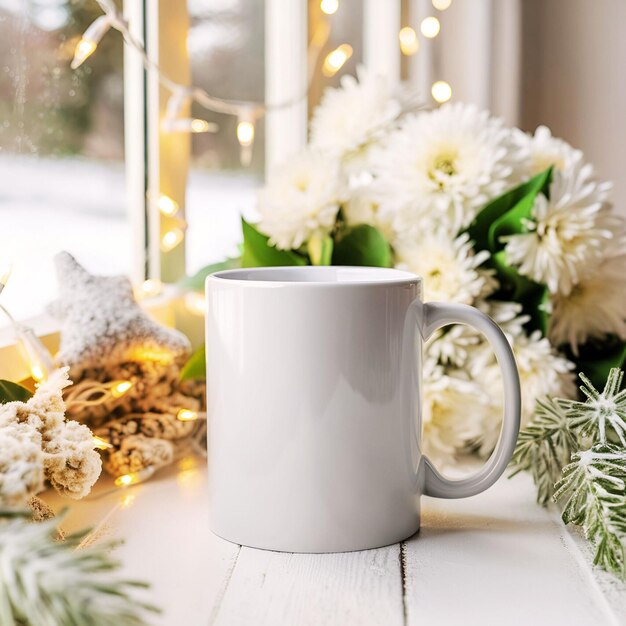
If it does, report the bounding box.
[187,68,625,467]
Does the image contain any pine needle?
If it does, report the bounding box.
[509,396,578,505]
[0,510,159,625]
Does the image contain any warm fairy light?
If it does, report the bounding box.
[30,364,45,382]
[160,228,184,252]
[320,0,339,15]
[322,44,353,77]
[399,27,419,56]
[184,292,206,316]
[431,80,452,103]
[237,121,255,147]
[420,16,441,38]
[92,436,113,450]
[191,118,211,133]
[71,15,111,69]
[114,466,155,488]
[432,0,452,10]
[136,279,162,299]
[161,118,218,134]
[111,380,133,398]
[177,408,199,422]
[157,194,179,216]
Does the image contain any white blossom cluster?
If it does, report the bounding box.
[256,68,626,467]
[0,368,101,508]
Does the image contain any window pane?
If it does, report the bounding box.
[0,0,128,323]
[185,0,264,275]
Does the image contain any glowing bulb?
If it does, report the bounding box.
[161,118,218,134]
[237,121,255,147]
[420,16,440,38]
[114,466,155,488]
[184,292,206,316]
[135,279,162,300]
[30,364,45,382]
[92,436,113,450]
[111,380,133,398]
[157,194,179,216]
[177,408,198,422]
[320,0,339,15]
[70,16,111,69]
[399,27,419,56]
[160,228,184,252]
[322,44,353,77]
[432,0,452,9]
[191,118,211,133]
[431,80,452,103]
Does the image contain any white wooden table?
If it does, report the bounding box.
[46,458,626,626]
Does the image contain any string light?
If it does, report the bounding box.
[177,408,198,422]
[114,466,155,488]
[15,326,54,382]
[320,0,339,15]
[399,27,419,56]
[323,44,353,77]
[160,228,185,252]
[155,194,179,217]
[236,109,256,166]
[110,380,133,398]
[72,0,336,167]
[431,80,452,103]
[92,436,113,450]
[184,292,206,317]
[432,0,452,10]
[135,278,163,300]
[420,16,440,38]
[161,117,217,134]
[71,15,112,69]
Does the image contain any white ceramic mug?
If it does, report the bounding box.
[206,266,521,553]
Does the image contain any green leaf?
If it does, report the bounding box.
[490,251,550,335]
[307,234,334,266]
[0,380,32,404]
[566,336,626,392]
[241,219,307,268]
[466,167,553,252]
[332,225,392,268]
[179,257,241,291]
[180,345,206,381]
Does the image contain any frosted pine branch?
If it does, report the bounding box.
[554,444,626,579]
[509,396,578,505]
[0,510,159,625]
[559,369,626,446]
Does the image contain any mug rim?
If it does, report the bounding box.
[208,266,421,287]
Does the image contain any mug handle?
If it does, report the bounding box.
[418,302,521,499]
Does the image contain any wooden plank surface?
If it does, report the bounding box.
[44,459,624,626]
[212,544,404,626]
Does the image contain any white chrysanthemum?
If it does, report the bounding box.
[504,162,615,295]
[472,330,575,456]
[395,231,491,304]
[549,255,626,352]
[371,103,524,235]
[421,360,486,467]
[514,331,576,423]
[342,178,395,241]
[257,150,343,249]
[310,66,402,161]
[513,125,582,177]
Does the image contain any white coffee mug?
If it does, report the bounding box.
[206,266,520,553]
